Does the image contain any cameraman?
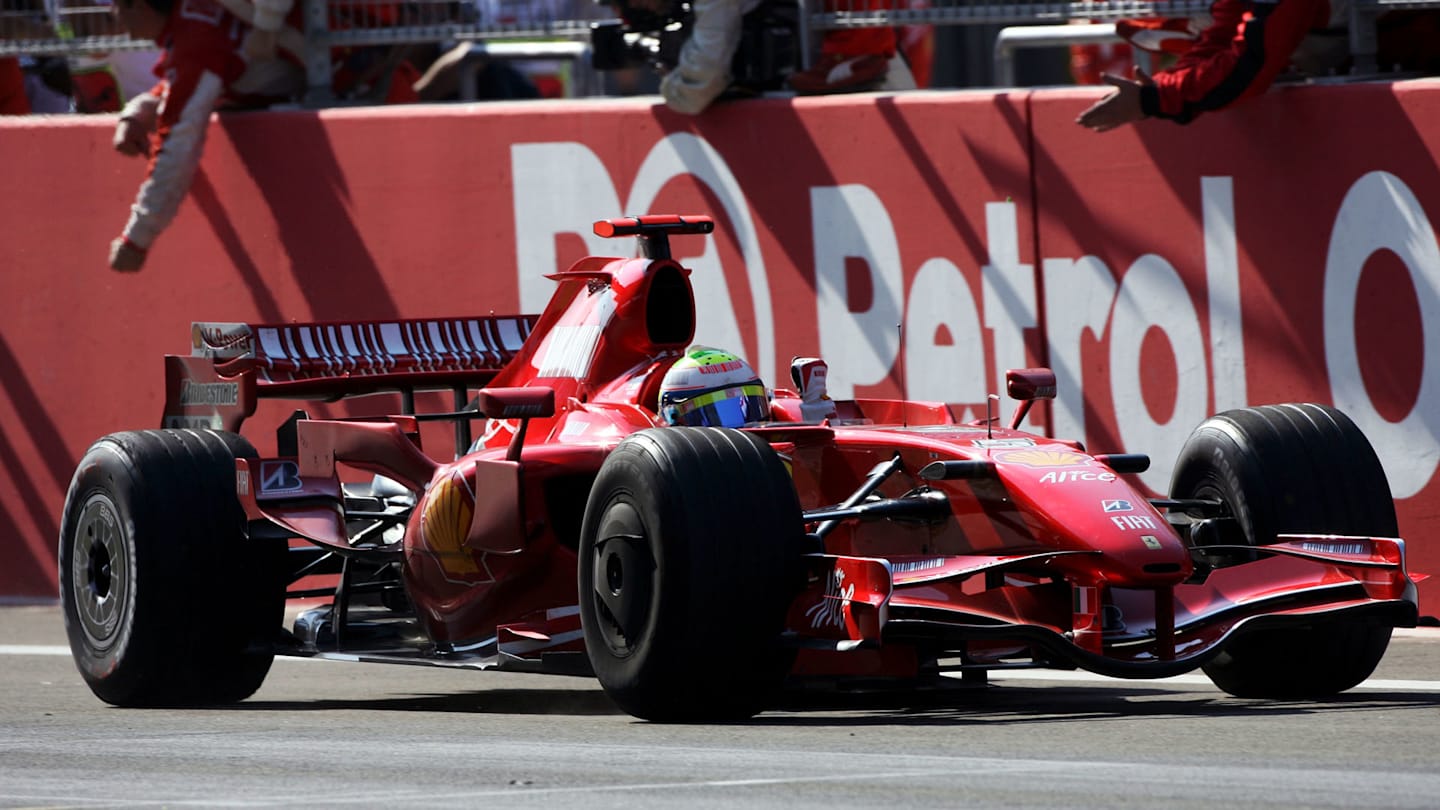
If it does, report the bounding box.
[625,0,760,114]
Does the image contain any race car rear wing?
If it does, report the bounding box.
[162,315,539,437]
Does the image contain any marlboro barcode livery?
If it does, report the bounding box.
[59,214,1421,720]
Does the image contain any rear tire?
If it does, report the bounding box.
[578,428,804,721]
[1169,404,1396,698]
[59,429,288,706]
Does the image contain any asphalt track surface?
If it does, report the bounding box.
[5,605,1440,809]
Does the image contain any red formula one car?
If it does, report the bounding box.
[59,215,1421,720]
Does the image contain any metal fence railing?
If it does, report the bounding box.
[0,0,610,57]
[986,0,1440,82]
[992,21,1124,87]
[811,0,1210,28]
[3,0,1438,102]
[298,0,608,100]
[1,0,153,57]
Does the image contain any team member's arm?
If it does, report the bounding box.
[1078,0,1326,131]
[111,63,225,271]
[660,0,747,114]
[1143,0,1325,123]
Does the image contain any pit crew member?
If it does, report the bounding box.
[1076,0,1337,131]
[107,0,302,271]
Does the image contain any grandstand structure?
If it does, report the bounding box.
[0,0,1435,100]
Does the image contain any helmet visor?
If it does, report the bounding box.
[668,382,769,428]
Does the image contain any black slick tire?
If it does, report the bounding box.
[1169,403,1397,698]
[578,427,804,721]
[58,429,287,706]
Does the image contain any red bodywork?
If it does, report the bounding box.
[166,215,1420,682]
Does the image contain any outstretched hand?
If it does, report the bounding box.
[109,238,146,272]
[1076,67,1154,133]
[113,116,151,157]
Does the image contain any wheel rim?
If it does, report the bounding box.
[589,500,655,657]
[70,493,131,652]
[1184,477,1256,566]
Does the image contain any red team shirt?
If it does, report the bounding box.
[121,0,295,250]
[1140,0,1333,123]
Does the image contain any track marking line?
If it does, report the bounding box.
[7,645,1439,691]
[979,670,1440,691]
[0,763,1059,808]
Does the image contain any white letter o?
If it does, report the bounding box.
[1325,171,1440,499]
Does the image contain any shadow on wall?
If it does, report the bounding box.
[218,110,402,321]
[0,333,69,598]
[1132,81,1439,426]
[188,167,287,324]
[1026,81,1440,497]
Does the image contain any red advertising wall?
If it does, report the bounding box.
[1,83,1436,614]
[1029,81,1440,616]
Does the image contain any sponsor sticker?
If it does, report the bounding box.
[1111,514,1158,531]
[178,380,239,407]
[191,322,253,358]
[890,557,947,575]
[536,324,604,378]
[1141,534,1163,549]
[421,474,481,577]
[236,468,250,496]
[1038,470,1117,483]
[997,449,1090,468]
[258,460,302,494]
[1102,499,1133,512]
[1299,540,1369,556]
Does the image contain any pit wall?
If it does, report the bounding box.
[2,82,1437,613]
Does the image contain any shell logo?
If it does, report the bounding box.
[997,449,1091,468]
[421,473,481,575]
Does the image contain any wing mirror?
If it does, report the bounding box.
[1005,368,1055,430]
[478,387,555,460]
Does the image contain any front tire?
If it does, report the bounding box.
[1169,404,1397,698]
[59,429,287,706]
[578,428,804,721]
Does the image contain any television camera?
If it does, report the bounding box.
[590,0,800,93]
